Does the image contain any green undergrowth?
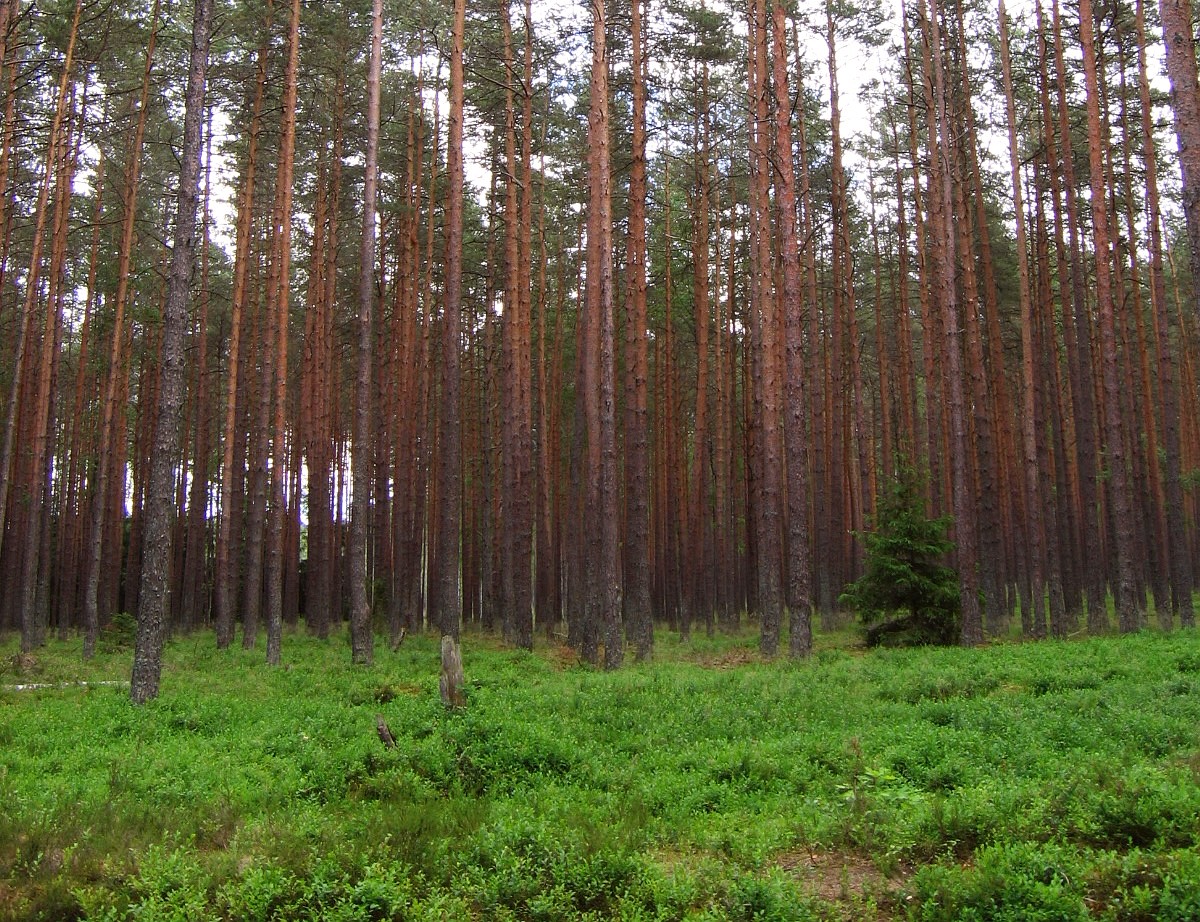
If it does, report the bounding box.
[1,627,1199,920]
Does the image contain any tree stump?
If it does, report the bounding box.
[440,635,465,709]
[375,714,397,748]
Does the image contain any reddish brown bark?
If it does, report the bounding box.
[0,0,83,621]
[887,112,919,469]
[349,0,381,665]
[435,0,466,639]
[773,0,811,657]
[1079,0,1142,631]
[516,0,535,642]
[924,0,983,645]
[1000,0,1049,639]
[688,29,712,639]
[215,1,272,648]
[1139,0,1195,627]
[948,0,1005,632]
[900,0,945,521]
[498,0,533,649]
[623,0,652,659]
[825,6,851,601]
[1159,0,1200,318]
[58,151,105,636]
[748,0,784,653]
[261,0,301,667]
[20,75,82,649]
[180,111,214,632]
[583,0,622,667]
[1050,0,1106,627]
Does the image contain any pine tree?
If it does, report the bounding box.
[131,0,214,703]
[840,465,960,647]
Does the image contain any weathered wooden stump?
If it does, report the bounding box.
[440,635,465,709]
[375,714,397,748]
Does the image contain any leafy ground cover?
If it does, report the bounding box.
[1,625,1199,920]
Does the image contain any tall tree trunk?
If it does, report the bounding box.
[242,283,271,649]
[435,0,466,638]
[515,0,535,645]
[350,0,381,665]
[131,0,214,703]
[1140,0,1195,627]
[773,0,811,657]
[21,75,82,650]
[1079,0,1142,631]
[1050,0,1106,628]
[948,0,1005,633]
[925,0,983,645]
[1031,176,1071,637]
[59,152,104,638]
[888,114,919,469]
[181,110,214,632]
[870,177,894,488]
[215,2,272,649]
[393,62,432,638]
[623,0,652,659]
[1000,0,1049,638]
[499,0,533,649]
[303,148,331,636]
[1033,0,1081,618]
[414,68,441,632]
[689,30,712,638]
[320,97,346,634]
[712,164,735,631]
[1160,0,1200,319]
[1108,17,1166,617]
[657,155,681,638]
[746,0,783,654]
[0,0,82,608]
[584,0,622,667]
[83,1,162,655]
[798,56,831,622]
[900,0,944,521]
[263,0,301,667]
[825,7,851,602]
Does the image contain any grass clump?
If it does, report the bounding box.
[2,627,1199,920]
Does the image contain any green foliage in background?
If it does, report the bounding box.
[2,627,1199,920]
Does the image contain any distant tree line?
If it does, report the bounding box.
[0,0,1198,698]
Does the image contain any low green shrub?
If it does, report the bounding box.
[3,627,1200,920]
[910,842,1090,922]
[720,870,819,922]
[97,612,138,654]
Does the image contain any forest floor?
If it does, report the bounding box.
[1,621,1199,921]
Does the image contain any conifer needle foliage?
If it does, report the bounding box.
[841,466,960,647]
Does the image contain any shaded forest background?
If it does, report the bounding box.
[1,0,1199,679]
